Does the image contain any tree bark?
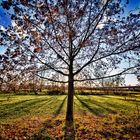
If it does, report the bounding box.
[66,63,74,123]
[65,68,75,139]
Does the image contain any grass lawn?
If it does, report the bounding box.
[0,94,140,139]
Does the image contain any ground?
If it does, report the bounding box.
[0,94,140,139]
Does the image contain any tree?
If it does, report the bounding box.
[1,0,140,125]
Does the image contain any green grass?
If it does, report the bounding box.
[0,94,67,123]
[0,94,140,139]
[0,94,139,123]
[74,95,140,115]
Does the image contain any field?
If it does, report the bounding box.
[0,94,140,139]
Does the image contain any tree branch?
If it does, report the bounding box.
[22,43,68,76]
[74,32,102,75]
[74,66,139,82]
[36,74,68,83]
[25,17,69,66]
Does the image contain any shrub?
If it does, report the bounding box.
[47,89,66,95]
[77,90,91,95]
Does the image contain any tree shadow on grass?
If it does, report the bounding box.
[75,95,102,116]
[32,96,67,139]
[0,97,55,119]
[75,95,116,116]
[85,95,140,114]
[32,119,53,140]
[53,96,67,117]
[105,102,134,112]
[86,96,117,114]
[119,98,140,102]
[57,97,75,140]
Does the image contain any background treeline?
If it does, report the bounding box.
[0,81,140,96]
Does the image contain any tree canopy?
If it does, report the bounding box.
[0,0,140,84]
[0,0,140,124]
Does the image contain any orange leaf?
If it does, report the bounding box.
[34,47,42,53]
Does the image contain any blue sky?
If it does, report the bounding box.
[0,7,11,27]
[126,0,140,11]
[0,0,140,85]
[0,0,139,28]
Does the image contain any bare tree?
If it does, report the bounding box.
[1,0,140,125]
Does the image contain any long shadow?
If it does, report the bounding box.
[119,98,140,102]
[92,96,140,113]
[105,101,138,112]
[0,98,37,117]
[0,96,53,108]
[53,96,67,117]
[32,96,68,139]
[0,98,36,109]
[74,100,88,115]
[84,96,117,114]
[76,95,117,116]
[0,99,10,103]
[75,95,102,116]
[0,97,55,119]
[32,119,53,139]
[53,96,75,139]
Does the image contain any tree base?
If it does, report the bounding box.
[64,120,75,140]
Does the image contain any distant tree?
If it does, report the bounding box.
[101,75,125,94]
[101,75,125,87]
[137,72,140,85]
[1,0,140,125]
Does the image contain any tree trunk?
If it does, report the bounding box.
[66,72,74,123]
[65,70,75,140]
